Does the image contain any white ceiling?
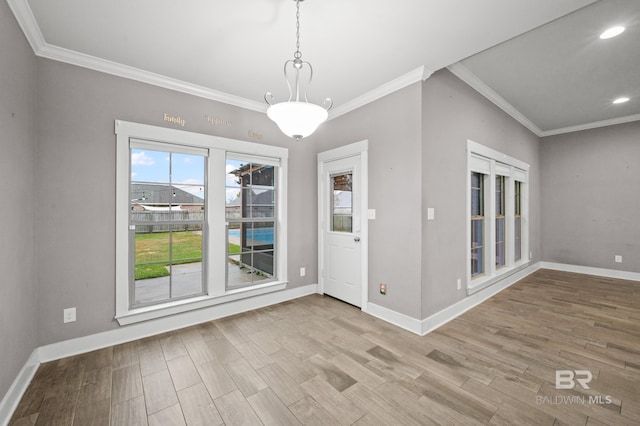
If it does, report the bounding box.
[9,0,637,136]
[457,0,640,136]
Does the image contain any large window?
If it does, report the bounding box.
[130,144,207,307]
[495,175,506,268]
[225,156,277,289]
[514,181,522,261]
[470,172,484,277]
[116,121,288,325]
[467,140,529,294]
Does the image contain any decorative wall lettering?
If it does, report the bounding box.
[163,113,186,127]
[248,130,263,140]
[205,115,232,127]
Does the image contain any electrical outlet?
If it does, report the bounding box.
[63,307,76,323]
[457,278,461,290]
[615,255,622,263]
[379,283,387,295]
[300,267,306,277]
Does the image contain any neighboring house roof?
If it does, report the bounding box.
[131,183,204,205]
[138,204,182,211]
[226,189,274,207]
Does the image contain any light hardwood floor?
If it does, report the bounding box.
[9,269,640,425]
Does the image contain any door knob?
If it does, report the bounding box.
[354,236,361,242]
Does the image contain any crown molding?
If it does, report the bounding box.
[6,0,267,113]
[6,0,45,52]
[38,43,268,113]
[448,62,640,138]
[447,62,544,137]
[329,66,432,120]
[539,113,640,137]
[6,0,437,122]
[18,0,635,133]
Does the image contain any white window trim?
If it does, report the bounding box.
[115,120,288,325]
[466,140,529,295]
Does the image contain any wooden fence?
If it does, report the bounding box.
[132,211,204,233]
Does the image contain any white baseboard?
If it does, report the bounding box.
[540,262,640,281]
[420,262,541,335]
[0,284,317,424]
[39,283,318,362]
[0,349,40,426]
[6,261,634,422]
[364,303,423,335]
[365,263,541,337]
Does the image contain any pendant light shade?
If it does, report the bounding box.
[266,101,328,140]
[265,0,331,141]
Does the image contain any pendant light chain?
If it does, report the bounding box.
[294,0,301,59]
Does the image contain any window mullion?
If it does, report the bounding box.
[168,153,173,300]
[487,162,496,277]
[505,172,515,266]
[522,178,530,261]
[209,150,227,297]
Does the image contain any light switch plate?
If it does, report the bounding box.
[367,209,376,220]
[427,208,435,220]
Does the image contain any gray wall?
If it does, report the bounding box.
[316,84,424,320]
[541,121,640,272]
[0,0,38,400]
[3,0,635,403]
[34,58,319,346]
[315,72,543,321]
[421,69,541,318]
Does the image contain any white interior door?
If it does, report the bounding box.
[319,154,363,307]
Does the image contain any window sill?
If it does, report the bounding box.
[115,281,288,325]
[467,261,530,296]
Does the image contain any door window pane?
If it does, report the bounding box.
[331,173,353,233]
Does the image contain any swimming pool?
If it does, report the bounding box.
[228,228,274,244]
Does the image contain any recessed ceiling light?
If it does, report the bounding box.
[613,97,630,104]
[600,26,625,39]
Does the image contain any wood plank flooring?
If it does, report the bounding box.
[9,269,640,425]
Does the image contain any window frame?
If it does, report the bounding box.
[495,175,506,269]
[330,172,354,233]
[466,140,529,295]
[115,120,288,325]
[225,153,279,290]
[129,141,208,308]
[470,172,485,277]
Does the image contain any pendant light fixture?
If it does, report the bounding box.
[265,0,332,141]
